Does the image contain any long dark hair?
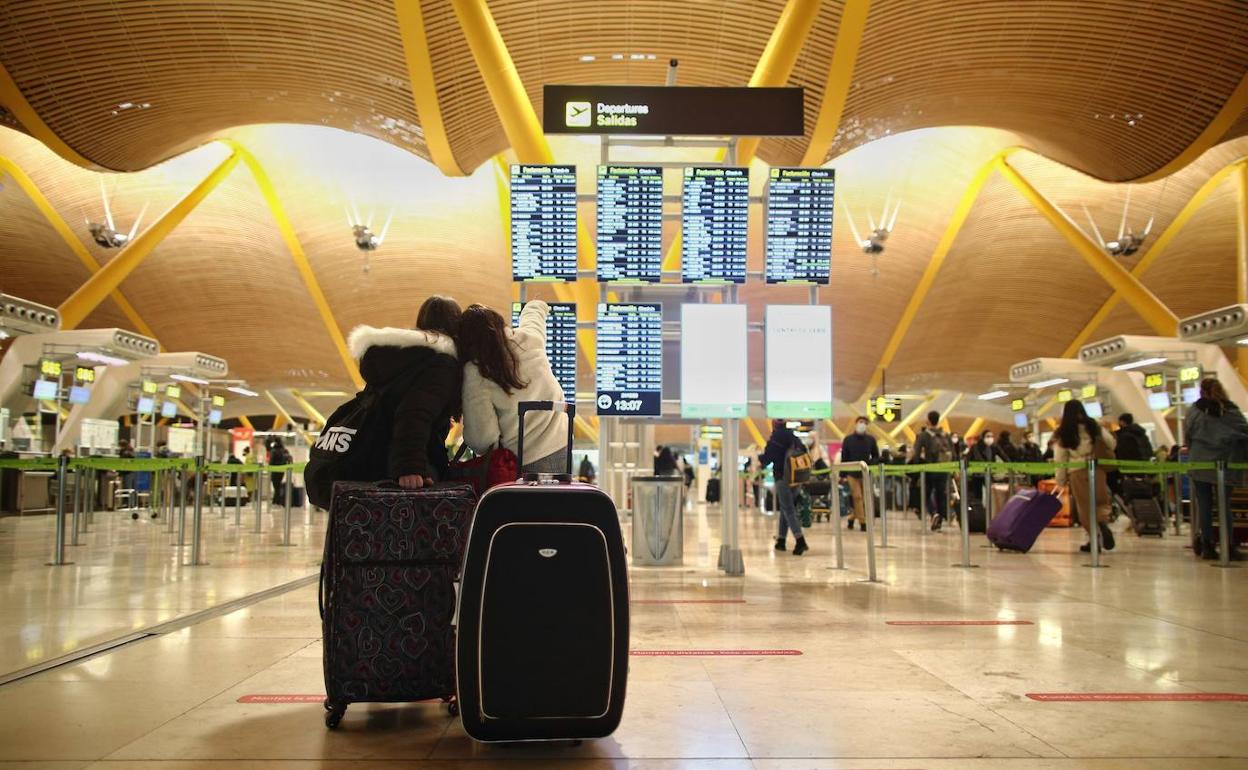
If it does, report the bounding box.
[458,304,527,393]
[1196,377,1234,417]
[416,295,461,337]
[1056,400,1100,450]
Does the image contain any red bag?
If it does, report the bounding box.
[446,444,518,495]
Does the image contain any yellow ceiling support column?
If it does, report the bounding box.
[238,415,254,430]
[264,390,312,444]
[58,149,240,329]
[661,0,824,271]
[573,414,599,443]
[823,418,846,441]
[393,0,465,176]
[289,390,327,428]
[965,416,986,437]
[0,61,109,170]
[744,417,767,448]
[938,392,964,432]
[996,153,1178,336]
[1237,162,1248,380]
[0,156,157,338]
[1062,158,1246,356]
[799,0,872,166]
[889,392,937,439]
[860,151,1004,402]
[222,140,364,389]
[1129,72,1248,183]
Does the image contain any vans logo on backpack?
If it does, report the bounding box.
[313,427,357,454]
[538,548,558,558]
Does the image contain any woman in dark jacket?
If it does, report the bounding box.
[345,296,462,489]
[1184,377,1248,561]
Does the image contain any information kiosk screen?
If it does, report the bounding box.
[681,167,749,284]
[33,379,58,401]
[681,304,748,418]
[510,164,578,282]
[765,305,833,418]
[161,401,178,418]
[596,165,663,282]
[137,396,155,415]
[68,386,91,405]
[512,301,578,398]
[595,303,662,416]
[765,168,834,284]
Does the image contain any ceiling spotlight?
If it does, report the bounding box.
[346,205,394,259]
[1112,356,1167,371]
[86,179,146,249]
[78,351,129,367]
[1079,187,1153,259]
[170,373,210,385]
[843,193,901,256]
[978,390,1010,400]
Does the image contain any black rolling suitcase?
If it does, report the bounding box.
[456,401,629,742]
[320,481,476,728]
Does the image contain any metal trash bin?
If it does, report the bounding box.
[630,476,684,566]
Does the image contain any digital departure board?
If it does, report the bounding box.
[510,164,578,282]
[681,167,749,283]
[596,165,664,282]
[765,168,835,284]
[512,301,578,398]
[595,303,663,416]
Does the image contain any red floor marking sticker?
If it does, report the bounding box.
[631,599,747,604]
[630,649,801,657]
[886,620,1034,626]
[1027,693,1248,702]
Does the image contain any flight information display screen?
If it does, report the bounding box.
[595,303,663,416]
[681,166,749,284]
[510,164,578,281]
[596,165,664,282]
[512,301,578,398]
[765,167,835,284]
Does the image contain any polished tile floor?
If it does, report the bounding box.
[1,499,1245,769]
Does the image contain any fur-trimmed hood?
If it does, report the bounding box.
[346,326,457,360]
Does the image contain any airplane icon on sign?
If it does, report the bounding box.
[565,101,591,127]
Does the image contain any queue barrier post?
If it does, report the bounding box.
[188,456,208,566]
[253,468,263,534]
[829,470,846,570]
[82,468,94,533]
[919,471,928,535]
[1166,470,1181,536]
[175,468,188,546]
[70,463,82,547]
[1214,461,1238,569]
[46,454,73,566]
[1084,459,1105,569]
[876,463,894,549]
[859,462,879,583]
[954,459,978,568]
[279,468,295,547]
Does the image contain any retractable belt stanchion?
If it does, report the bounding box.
[1085,458,1105,569]
[1167,470,1181,535]
[829,471,846,570]
[165,471,177,533]
[279,468,295,547]
[859,463,879,583]
[919,471,928,535]
[188,456,208,566]
[82,469,94,533]
[234,475,242,526]
[70,462,82,547]
[175,468,188,546]
[47,454,73,566]
[1214,461,1238,569]
[253,468,263,534]
[877,463,894,549]
[980,463,996,549]
[954,459,978,568]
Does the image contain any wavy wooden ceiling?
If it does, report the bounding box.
[0,1,1245,178]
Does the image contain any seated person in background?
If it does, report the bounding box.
[459,301,568,476]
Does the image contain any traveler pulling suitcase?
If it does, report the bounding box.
[320,481,476,728]
[987,489,1063,552]
[457,401,629,743]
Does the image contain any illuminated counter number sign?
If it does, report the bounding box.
[512,302,578,399]
[765,168,835,285]
[1057,389,1073,403]
[595,303,663,417]
[40,359,62,378]
[1011,399,1026,412]
[1144,372,1165,389]
[1179,366,1202,383]
[596,166,664,283]
[1080,384,1097,399]
[510,164,579,282]
[681,167,749,284]
[74,366,96,384]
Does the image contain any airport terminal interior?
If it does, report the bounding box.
[1,0,1248,767]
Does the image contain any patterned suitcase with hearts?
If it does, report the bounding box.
[320,481,475,728]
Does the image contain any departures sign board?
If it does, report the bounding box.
[510,164,578,282]
[512,302,578,399]
[765,168,835,284]
[543,85,804,137]
[595,303,663,416]
[596,165,664,282]
[681,167,749,284]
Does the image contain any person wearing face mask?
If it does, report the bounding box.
[967,431,1009,505]
[839,416,880,531]
[950,433,967,459]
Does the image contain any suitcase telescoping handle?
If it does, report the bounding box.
[516,400,576,475]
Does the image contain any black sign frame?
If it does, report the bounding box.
[544,85,804,136]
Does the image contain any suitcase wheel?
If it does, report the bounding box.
[131,512,139,520]
[446,699,459,717]
[324,700,346,729]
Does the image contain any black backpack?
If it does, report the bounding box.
[304,372,416,509]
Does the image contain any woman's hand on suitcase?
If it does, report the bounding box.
[398,474,433,489]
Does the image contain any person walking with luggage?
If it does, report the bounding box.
[840,416,879,531]
[459,301,568,475]
[1053,400,1116,553]
[342,295,464,489]
[760,419,809,555]
[910,411,955,530]
[1184,377,1248,561]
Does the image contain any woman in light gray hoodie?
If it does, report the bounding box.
[458,301,568,474]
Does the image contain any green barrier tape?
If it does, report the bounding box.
[0,458,59,471]
[880,462,962,475]
[203,463,269,473]
[70,457,195,472]
[263,463,306,473]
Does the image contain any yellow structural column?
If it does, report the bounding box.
[1238,162,1248,379]
[799,0,872,167]
[59,149,241,329]
[393,0,465,176]
[288,390,327,428]
[995,153,1178,336]
[964,417,986,438]
[889,392,938,439]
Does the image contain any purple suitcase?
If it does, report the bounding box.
[986,489,1062,552]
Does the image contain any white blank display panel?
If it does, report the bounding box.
[681,304,748,418]
[765,305,833,418]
